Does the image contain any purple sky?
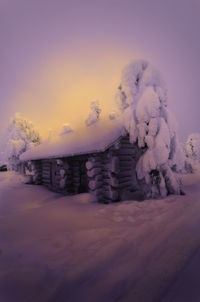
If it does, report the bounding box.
[0,0,200,154]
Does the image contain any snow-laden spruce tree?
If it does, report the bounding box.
[115,59,185,198]
[6,113,41,170]
[185,133,200,162]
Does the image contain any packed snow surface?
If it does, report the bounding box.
[20,117,124,161]
[0,169,200,302]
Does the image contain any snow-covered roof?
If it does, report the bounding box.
[20,117,125,161]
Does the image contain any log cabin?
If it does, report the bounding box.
[19,118,145,203]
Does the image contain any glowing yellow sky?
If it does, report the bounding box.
[12,48,147,139]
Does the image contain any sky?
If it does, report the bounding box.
[0,0,200,156]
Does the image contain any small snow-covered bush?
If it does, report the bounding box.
[116,59,184,198]
[185,133,200,162]
[6,113,41,170]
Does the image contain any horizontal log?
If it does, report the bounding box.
[42,173,51,178]
[104,177,119,188]
[119,171,133,177]
[63,162,70,170]
[120,142,133,147]
[42,165,51,169]
[42,169,51,173]
[110,156,119,174]
[73,173,80,179]
[42,163,51,167]
[86,161,101,170]
[89,180,103,190]
[119,162,132,168]
[90,173,103,180]
[87,168,101,178]
[73,179,80,184]
[42,171,50,175]
[119,165,133,171]
[42,170,50,175]
[119,176,131,183]
[105,188,119,201]
[120,141,130,145]
[118,156,132,161]
[119,181,132,189]
[42,178,51,183]
[34,165,42,169]
[120,147,135,152]
[118,154,134,159]
[88,155,102,161]
[43,182,50,186]
[59,168,66,178]
[91,188,104,197]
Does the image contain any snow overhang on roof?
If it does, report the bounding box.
[20,118,125,161]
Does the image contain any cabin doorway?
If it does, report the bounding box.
[72,159,88,193]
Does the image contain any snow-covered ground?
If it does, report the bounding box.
[0,169,200,302]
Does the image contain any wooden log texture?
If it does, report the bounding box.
[87,168,101,178]
[42,171,50,176]
[118,155,132,161]
[89,179,103,190]
[118,149,136,156]
[105,188,119,201]
[86,161,101,170]
[119,175,132,183]
[110,156,119,174]
[42,167,51,172]
[91,188,104,197]
[104,177,119,188]
[119,162,132,168]
[119,181,132,189]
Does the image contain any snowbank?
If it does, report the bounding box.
[1,171,200,302]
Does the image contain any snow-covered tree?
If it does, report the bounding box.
[116,59,185,198]
[6,113,41,170]
[185,133,200,162]
[85,101,101,126]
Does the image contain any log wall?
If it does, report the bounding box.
[25,134,143,202]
